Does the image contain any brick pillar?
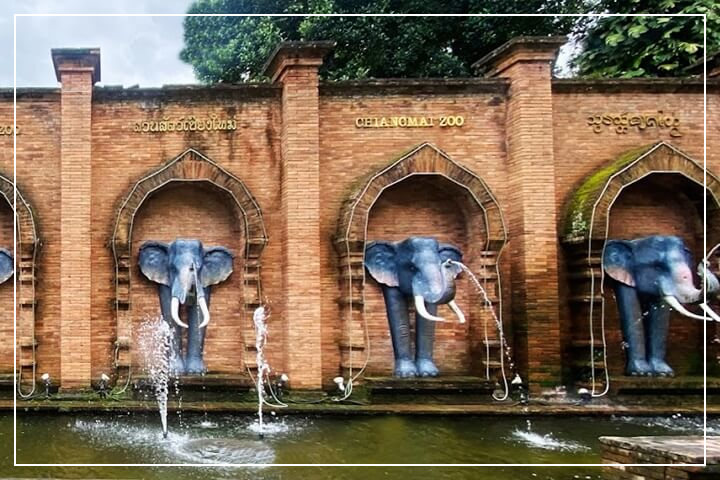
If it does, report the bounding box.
[263,42,334,389]
[473,37,565,392]
[52,48,100,390]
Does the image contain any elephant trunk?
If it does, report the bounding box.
[414,295,445,322]
[171,297,189,329]
[698,261,720,296]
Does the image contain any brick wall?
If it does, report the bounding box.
[553,85,717,382]
[0,93,62,382]
[0,39,717,391]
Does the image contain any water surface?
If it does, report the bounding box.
[2,412,713,479]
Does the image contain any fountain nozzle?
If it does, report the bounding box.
[333,376,346,392]
[98,373,110,398]
[41,373,51,398]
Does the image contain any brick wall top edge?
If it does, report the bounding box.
[320,78,509,96]
[552,78,717,94]
[0,88,60,100]
[92,84,281,101]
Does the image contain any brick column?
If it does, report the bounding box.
[52,48,100,390]
[263,42,334,389]
[473,37,565,392]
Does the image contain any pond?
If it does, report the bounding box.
[2,412,715,479]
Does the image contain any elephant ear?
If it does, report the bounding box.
[364,241,399,287]
[603,240,636,287]
[138,241,170,286]
[0,248,13,284]
[202,247,234,286]
[439,243,463,277]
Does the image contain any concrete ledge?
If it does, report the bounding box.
[600,436,719,479]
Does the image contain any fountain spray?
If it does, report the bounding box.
[253,306,269,439]
[137,316,173,439]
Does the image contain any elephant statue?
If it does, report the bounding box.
[603,235,719,377]
[0,249,12,284]
[138,238,234,375]
[364,237,466,378]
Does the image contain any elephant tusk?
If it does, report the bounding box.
[414,295,445,322]
[663,295,709,322]
[197,295,211,329]
[192,264,210,329]
[171,297,189,329]
[447,300,466,324]
[700,303,720,322]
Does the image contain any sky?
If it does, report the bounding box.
[0,2,578,88]
[1,1,197,88]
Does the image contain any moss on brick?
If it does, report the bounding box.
[562,143,659,242]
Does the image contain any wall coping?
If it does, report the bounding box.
[92,83,281,101]
[553,77,715,94]
[472,36,566,76]
[51,47,101,83]
[320,78,509,96]
[261,40,335,82]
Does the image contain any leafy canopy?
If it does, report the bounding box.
[574,0,719,78]
[180,0,585,82]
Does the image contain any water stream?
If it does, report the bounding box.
[450,260,516,399]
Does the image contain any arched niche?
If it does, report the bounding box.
[0,173,39,385]
[334,143,507,378]
[111,149,268,378]
[560,141,720,384]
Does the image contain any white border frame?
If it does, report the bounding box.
[12,12,710,469]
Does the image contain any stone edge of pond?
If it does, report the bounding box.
[2,400,719,417]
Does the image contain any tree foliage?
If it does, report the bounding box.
[574,0,719,78]
[180,0,585,82]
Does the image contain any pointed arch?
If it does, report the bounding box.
[562,141,720,244]
[0,173,40,387]
[335,142,507,252]
[333,142,507,375]
[110,148,268,374]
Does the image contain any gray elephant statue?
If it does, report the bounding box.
[603,235,719,377]
[138,239,234,375]
[364,237,466,378]
[0,249,12,285]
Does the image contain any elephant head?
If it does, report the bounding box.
[603,235,719,376]
[365,237,465,377]
[0,248,13,285]
[138,238,234,374]
[604,235,719,319]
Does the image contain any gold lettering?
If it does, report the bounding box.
[353,115,465,128]
[589,111,682,137]
[131,115,238,134]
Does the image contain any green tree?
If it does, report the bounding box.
[180,0,586,82]
[574,0,719,78]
